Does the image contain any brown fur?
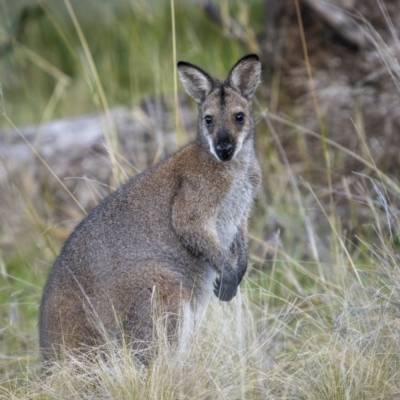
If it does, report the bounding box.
[39,54,262,364]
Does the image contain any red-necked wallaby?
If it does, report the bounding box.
[39,54,262,363]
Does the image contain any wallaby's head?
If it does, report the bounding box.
[178,54,261,162]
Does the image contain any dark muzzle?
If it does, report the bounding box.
[215,131,235,161]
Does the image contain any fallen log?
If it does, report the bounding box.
[0,99,196,221]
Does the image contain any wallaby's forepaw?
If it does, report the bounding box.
[213,275,237,301]
[237,260,247,285]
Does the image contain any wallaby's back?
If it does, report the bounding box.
[39,54,262,363]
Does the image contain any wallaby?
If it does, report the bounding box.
[39,54,262,364]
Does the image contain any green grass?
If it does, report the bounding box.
[2,0,400,398]
[0,0,264,125]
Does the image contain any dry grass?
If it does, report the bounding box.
[3,242,400,399]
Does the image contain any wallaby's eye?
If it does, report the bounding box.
[204,115,213,127]
[235,112,245,124]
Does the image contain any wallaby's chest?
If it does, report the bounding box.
[215,165,255,249]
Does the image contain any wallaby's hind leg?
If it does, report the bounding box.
[39,288,101,364]
[40,261,192,365]
[114,261,191,363]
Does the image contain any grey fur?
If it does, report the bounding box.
[39,54,262,364]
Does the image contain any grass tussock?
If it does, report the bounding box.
[2,0,400,399]
[4,260,400,399]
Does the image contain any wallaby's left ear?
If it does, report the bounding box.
[226,54,262,99]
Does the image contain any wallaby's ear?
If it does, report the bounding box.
[227,54,262,99]
[177,61,214,104]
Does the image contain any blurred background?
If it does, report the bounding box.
[2,0,400,398]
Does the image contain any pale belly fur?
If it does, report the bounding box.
[215,168,254,250]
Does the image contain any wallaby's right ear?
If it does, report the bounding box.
[177,61,214,104]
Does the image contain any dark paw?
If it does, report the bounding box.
[237,262,247,285]
[213,276,237,301]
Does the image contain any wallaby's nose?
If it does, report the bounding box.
[215,129,235,161]
[216,142,234,161]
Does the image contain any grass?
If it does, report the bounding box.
[1,0,400,398]
[0,0,263,126]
